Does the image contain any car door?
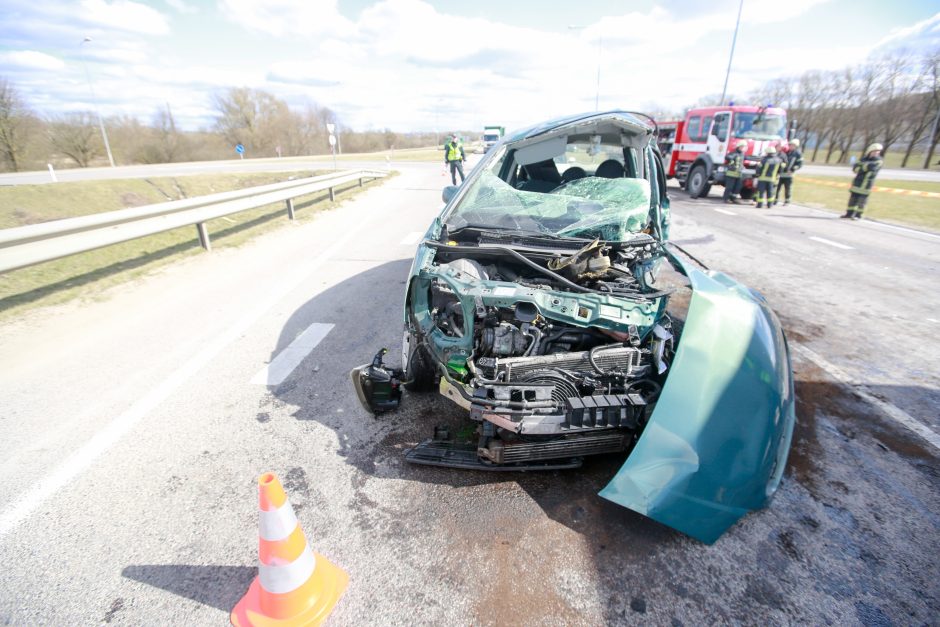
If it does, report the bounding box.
[707,111,731,167]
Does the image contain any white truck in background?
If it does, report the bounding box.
[482,125,505,152]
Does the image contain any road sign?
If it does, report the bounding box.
[328,135,337,147]
[326,123,335,134]
[235,144,245,154]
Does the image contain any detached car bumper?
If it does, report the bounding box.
[599,252,795,544]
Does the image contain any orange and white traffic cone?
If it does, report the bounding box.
[231,472,348,627]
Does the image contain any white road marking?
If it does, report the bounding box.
[399,231,423,245]
[791,343,940,452]
[808,236,854,250]
[0,207,381,539]
[714,208,737,216]
[928,318,939,324]
[864,219,940,241]
[251,323,334,386]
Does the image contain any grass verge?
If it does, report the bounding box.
[806,149,940,171]
[792,176,940,231]
[0,170,392,319]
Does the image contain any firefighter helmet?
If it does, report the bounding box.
[765,145,777,155]
[736,140,747,149]
[865,143,883,154]
[789,138,800,147]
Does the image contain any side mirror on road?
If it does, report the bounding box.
[350,348,403,415]
[442,186,459,204]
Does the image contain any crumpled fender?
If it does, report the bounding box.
[598,252,795,543]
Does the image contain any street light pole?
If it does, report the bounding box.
[720,0,745,105]
[79,37,115,168]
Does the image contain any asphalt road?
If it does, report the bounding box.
[1,155,938,186]
[0,165,937,625]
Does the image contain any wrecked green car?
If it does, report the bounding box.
[352,111,795,543]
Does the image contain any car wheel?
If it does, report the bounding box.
[686,164,710,198]
[404,340,438,392]
[739,187,754,200]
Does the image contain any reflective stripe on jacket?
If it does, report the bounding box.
[779,149,803,178]
[850,156,883,195]
[757,155,782,182]
[724,150,744,178]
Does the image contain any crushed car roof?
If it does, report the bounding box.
[507,110,654,143]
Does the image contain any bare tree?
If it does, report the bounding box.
[0,77,34,172]
[47,112,101,167]
[211,87,293,157]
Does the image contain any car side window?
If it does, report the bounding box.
[687,116,700,143]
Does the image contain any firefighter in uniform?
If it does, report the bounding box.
[755,145,782,209]
[775,139,803,206]
[723,140,748,204]
[842,143,883,220]
[444,134,466,185]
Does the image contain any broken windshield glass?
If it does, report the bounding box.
[445,170,652,241]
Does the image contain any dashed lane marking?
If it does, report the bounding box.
[0,206,381,539]
[791,343,940,452]
[399,231,423,245]
[251,323,334,386]
[714,208,737,216]
[809,236,854,250]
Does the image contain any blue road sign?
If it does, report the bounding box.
[235,144,245,154]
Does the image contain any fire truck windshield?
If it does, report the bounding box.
[733,112,787,140]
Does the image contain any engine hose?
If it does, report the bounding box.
[625,378,663,402]
[426,241,656,301]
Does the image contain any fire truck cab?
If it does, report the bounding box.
[657,105,789,199]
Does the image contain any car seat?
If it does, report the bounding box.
[560,166,587,183]
[594,159,625,178]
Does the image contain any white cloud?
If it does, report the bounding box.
[219,0,354,37]
[164,0,197,13]
[77,0,171,35]
[874,11,940,50]
[0,50,66,71]
[741,0,832,24]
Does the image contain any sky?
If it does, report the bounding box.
[1,0,938,134]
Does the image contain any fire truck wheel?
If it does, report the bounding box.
[687,164,711,198]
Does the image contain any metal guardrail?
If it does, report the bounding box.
[0,169,388,273]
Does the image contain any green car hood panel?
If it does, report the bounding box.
[599,254,795,543]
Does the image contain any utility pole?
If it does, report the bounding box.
[720,0,745,105]
[79,37,115,167]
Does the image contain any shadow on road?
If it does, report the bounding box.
[260,257,940,623]
[121,564,255,611]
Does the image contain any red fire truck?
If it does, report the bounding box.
[657,105,790,199]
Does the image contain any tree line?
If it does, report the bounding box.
[750,48,940,168]
[0,82,454,172]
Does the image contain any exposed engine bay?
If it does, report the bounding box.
[353,227,680,470]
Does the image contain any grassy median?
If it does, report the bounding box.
[792,176,940,231]
[0,170,388,318]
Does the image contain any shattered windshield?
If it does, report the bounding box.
[734,112,787,140]
[446,170,652,241]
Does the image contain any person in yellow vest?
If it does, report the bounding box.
[723,140,748,204]
[754,145,782,209]
[842,143,883,220]
[444,134,466,185]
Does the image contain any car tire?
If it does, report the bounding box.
[404,341,438,392]
[739,187,754,200]
[686,164,710,198]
